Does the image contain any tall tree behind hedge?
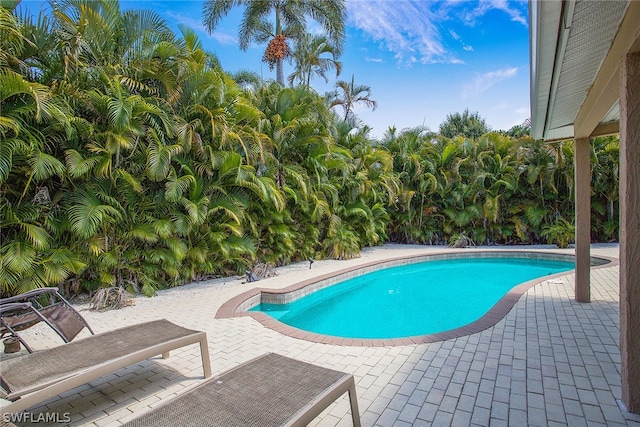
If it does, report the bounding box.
[439,109,489,140]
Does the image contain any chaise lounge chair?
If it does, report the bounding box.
[122,352,361,427]
[1,291,359,425]
[0,319,211,415]
[0,287,94,353]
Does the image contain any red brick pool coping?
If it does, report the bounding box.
[215,250,618,347]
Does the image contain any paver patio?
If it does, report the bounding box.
[2,243,640,426]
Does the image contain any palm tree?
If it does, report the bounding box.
[288,33,342,88]
[0,14,78,295]
[591,135,620,240]
[327,75,377,120]
[246,83,336,263]
[383,127,442,244]
[47,0,174,85]
[4,1,623,298]
[339,129,397,247]
[0,4,31,72]
[202,0,346,85]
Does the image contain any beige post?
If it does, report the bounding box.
[620,50,640,414]
[574,137,591,303]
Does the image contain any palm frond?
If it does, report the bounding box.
[27,150,66,180]
[67,191,121,238]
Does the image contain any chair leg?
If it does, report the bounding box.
[199,336,212,378]
[347,378,361,427]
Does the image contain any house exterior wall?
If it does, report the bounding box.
[619,49,640,413]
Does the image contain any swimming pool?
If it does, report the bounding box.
[216,251,612,345]
[250,256,575,339]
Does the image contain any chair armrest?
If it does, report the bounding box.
[0,288,60,304]
[1,301,51,329]
[0,302,34,314]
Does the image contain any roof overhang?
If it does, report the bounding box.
[530,0,640,141]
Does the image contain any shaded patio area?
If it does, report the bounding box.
[4,244,640,426]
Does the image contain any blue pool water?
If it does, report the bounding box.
[251,257,574,339]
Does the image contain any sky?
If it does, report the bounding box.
[35,0,532,140]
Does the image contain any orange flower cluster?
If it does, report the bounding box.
[262,34,289,70]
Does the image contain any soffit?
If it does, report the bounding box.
[530,0,630,141]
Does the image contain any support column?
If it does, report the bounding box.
[574,137,591,303]
[620,50,640,414]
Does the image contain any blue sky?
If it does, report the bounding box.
[38,0,532,139]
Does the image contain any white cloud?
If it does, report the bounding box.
[166,11,237,45]
[365,57,383,63]
[489,0,528,26]
[208,32,238,45]
[450,28,474,52]
[459,0,528,27]
[346,0,525,67]
[494,105,531,131]
[165,12,206,33]
[462,67,518,98]
[347,0,460,66]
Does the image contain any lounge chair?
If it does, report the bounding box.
[0,319,211,415]
[122,352,361,427]
[0,287,94,352]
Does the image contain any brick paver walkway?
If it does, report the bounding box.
[3,244,639,426]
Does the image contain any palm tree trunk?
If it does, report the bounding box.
[275,6,284,85]
[277,58,284,85]
[608,198,614,222]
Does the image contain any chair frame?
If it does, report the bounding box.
[0,302,45,353]
[122,353,360,427]
[0,287,94,352]
[0,319,212,415]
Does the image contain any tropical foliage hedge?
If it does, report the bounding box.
[0,2,619,297]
